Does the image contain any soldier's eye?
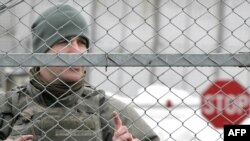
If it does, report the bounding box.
[79,39,87,45]
[56,39,69,46]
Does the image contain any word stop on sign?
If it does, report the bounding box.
[203,94,249,115]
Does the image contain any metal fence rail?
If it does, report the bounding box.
[1,53,250,67]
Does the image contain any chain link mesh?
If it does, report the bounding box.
[1,0,250,141]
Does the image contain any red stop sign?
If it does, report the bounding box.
[201,80,250,128]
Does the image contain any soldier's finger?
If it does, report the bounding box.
[112,111,123,130]
[119,132,133,141]
[113,126,128,137]
[16,135,33,141]
[132,138,140,141]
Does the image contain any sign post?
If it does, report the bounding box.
[201,80,250,128]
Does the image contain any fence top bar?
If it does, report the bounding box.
[0,53,249,67]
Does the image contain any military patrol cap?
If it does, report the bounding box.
[31,5,89,53]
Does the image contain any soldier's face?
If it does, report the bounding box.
[40,37,88,83]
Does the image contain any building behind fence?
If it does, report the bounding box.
[1,0,250,140]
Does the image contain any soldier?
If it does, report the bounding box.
[0,4,159,141]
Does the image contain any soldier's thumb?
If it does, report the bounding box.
[15,135,33,141]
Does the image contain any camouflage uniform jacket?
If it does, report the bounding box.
[0,82,159,141]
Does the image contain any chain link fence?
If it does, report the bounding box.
[1,0,250,141]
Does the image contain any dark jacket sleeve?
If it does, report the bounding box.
[0,92,17,140]
[100,96,160,141]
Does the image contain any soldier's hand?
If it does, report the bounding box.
[4,135,33,141]
[112,111,140,141]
